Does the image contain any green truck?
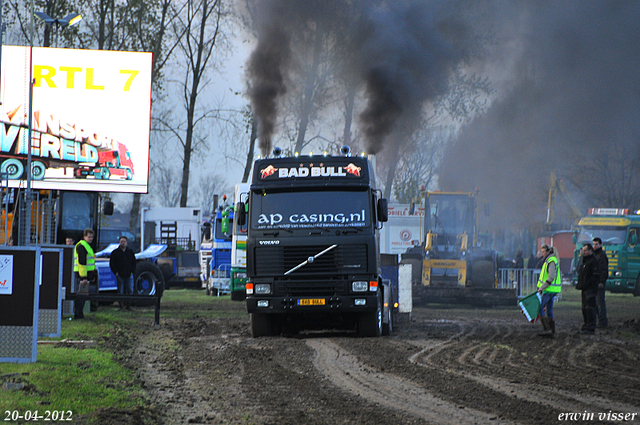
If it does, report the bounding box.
[229,183,250,301]
[572,208,640,295]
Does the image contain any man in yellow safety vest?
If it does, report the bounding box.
[73,228,97,319]
[537,244,561,337]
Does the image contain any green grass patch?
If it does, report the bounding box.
[0,288,246,418]
[0,344,144,415]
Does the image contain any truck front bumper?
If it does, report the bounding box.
[246,294,379,314]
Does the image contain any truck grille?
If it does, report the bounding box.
[254,244,368,276]
[275,278,346,296]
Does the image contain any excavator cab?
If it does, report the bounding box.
[413,191,515,306]
[425,193,476,258]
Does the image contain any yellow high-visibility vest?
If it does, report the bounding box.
[537,255,561,293]
[74,240,96,278]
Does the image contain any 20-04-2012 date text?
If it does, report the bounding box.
[4,410,72,422]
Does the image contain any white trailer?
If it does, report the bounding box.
[380,204,424,255]
[140,207,203,287]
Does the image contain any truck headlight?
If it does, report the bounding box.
[255,283,271,294]
[354,299,366,306]
[234,272,247,279]
[257,300,269,307]
[352,281,368,292]
[614,271,622,277]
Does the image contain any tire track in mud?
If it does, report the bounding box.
[425,318,640,403]
[308,338,517,425]
[406,325,640,416]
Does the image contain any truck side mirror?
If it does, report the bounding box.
[377,198,388,222]
[631,233,638,246]
[572,232,577,244]
[236,202,246,226]
[103,200,114,216]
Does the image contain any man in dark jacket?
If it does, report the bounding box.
[576,243,600,334]
[592,237,609,328]
[110,236,137,310]
[512,250,524,269]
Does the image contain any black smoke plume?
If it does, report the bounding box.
[244,0,477,155]
[438,0,640,231]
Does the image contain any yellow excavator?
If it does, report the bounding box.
[545,171,582,231]
[406,191,516,306]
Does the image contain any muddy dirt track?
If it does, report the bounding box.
[85,291,640,425]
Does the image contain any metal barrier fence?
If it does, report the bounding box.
[498,268,564,300]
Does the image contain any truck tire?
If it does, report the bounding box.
[102,168,111,179]
[382,304,393,336]
[472,260,495,288]
[1,159,24,179]
[126,169,133,180]
[134,261,164,298]
[250,313,274,337]
[358,294,382,337]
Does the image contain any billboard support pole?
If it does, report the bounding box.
[23,0,35,246]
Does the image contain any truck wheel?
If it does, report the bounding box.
[250,313,273,337]
[102,168,111,179]
[31,161,46,180]
[472,260,495,288]
[135,261,164,296]
[1,159,24,179]
[126,169,133,180]
[382,304,393,336]
[359,294,382,337]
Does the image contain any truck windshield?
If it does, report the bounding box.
[251,190,371,230]
[426,194,474,235]
[577,226,627,245]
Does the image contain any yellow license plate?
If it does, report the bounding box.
[297,298,325,306]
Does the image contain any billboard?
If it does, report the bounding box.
[0,46,151,193]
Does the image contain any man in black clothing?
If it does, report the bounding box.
[592,237,609,328]
[576,243,600,334]
[110,236,137,310]
[512,250,524,269]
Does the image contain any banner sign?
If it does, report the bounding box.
[0,255,13,295]
[0,46,152,193]
[251,191,370,230]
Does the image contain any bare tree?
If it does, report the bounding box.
[191,173,230,217]
[393,126,453,203]
[127,0,186,232]
[570,139,640,210]
[167,0,231,207]
[382,67,492,200]
[150,164,182,207]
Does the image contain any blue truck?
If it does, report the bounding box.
[203,200,234,296]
